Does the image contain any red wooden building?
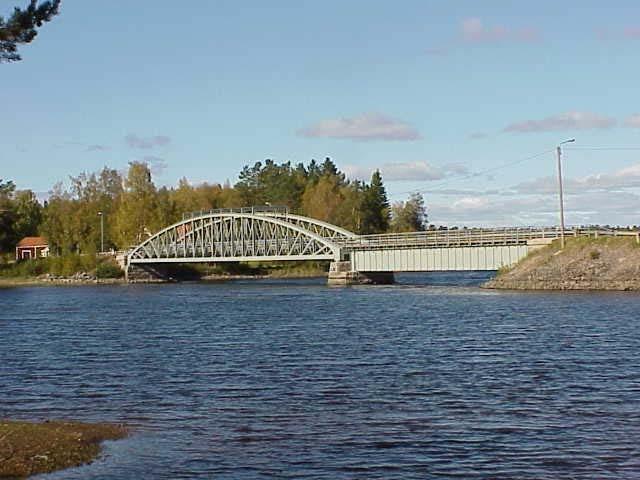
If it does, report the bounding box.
[15,237,49,260]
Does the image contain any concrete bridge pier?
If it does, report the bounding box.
[327,261,395,286]
[125,263,172,283]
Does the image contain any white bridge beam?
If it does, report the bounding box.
[352,245,529,272]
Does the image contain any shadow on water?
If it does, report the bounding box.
[395,271,496,287]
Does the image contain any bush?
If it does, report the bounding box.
[0,257,49,278]
[589,250,601,260]
[0,254,101,278]
[96,261,124,279]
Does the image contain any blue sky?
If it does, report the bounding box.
[2,0,640,226]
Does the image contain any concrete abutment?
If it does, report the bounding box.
[328,261,395,286]
[125,263,172,283]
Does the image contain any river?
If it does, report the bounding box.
[2,273,640,479]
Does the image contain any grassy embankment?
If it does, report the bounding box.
[0,254,124,286]
[484,236,640,291]
[0,253,328,286]
[0,420,127,478]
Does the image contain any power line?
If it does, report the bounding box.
[392,148,555,198]
[566,147,640,151]
[391,145,640,199]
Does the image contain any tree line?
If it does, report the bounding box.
[0,158,427,254]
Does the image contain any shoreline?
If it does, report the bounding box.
[483,237,640,291]
[482,281,640,292]
[0,420,127,478]
[0,271,328,287]
[0,277,126,287]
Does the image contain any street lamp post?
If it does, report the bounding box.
[97,211,104,253]
[556,139,575,249]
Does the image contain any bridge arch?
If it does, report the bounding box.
[258,212,356,241]
[127,211,346,264]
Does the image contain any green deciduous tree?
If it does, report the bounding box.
[113,162,160,248]
[0,179,17,251]
[69,167,123,253]
[0,179,15,196]
[301,174,344,224]
[0,179,42,252]
[390,193,427,232]
[41,182,76,254]
[0,0,61,63]
[12,189,42,239]
[334,181,366,233]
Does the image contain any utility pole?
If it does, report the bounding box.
[98,211,104,253]
[556,139,575,249]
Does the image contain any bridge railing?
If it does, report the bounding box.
[182,205,289,221]
[337,227,640,250]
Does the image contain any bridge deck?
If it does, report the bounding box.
[337,228,640,251]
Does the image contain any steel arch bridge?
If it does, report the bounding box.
[125,205,640,283]
[127,207,355,265]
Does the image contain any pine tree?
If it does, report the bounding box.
[361,170,390,234]
[1,1,61,63]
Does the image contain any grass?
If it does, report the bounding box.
[487,235,640,290]
[0,420,127,478]
[0,254,124,280]
[497,236,639,275]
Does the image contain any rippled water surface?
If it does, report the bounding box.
[2,273,640,479]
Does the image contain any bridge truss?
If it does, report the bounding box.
[128,206,640,267]
[128,209,350,264]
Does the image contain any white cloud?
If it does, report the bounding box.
[125,134,171,149]
[345,161,468,182]
[504,111,616,133]
[513,162,640,194]
[430,195,554,226]
[461,17,539,44]
[595,27,640,41]
[624,114,640,128]
[86,144,110,152]
[452,196,490,210]
[468,132,489,140]
[298,113,421,141]
[429,191,640,227]
[624,27,640,39]
[423,162,640,227]
[425,46,449,56]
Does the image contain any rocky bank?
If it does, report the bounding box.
[483,237,640,291]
